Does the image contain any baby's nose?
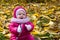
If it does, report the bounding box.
[20,17,23,19]
[20,14,23,16]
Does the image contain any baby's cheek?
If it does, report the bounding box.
[17,15,21,19]
[24,16,27,18]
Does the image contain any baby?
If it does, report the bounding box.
[9,6,34,40]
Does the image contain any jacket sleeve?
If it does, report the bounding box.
[26,22,34,32]
[9,23,18,34]
[10,33,18,40]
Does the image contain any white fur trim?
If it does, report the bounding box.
[11,16,30,23]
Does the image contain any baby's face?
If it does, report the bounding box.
[17,11,26,19]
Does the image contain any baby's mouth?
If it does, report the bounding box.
[20,18,23,19]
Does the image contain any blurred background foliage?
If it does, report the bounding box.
[0,0,60,40]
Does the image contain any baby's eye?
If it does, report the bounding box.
[23,14,25,15]
[18,14,21,15]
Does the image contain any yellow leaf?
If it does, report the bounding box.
[5,33,11,38]
[31,30,40,34]
[5,10,10,13]
[44,27,49,31]
[0,27,4,32]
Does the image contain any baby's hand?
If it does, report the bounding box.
[17,25,22,33]
[25,24,32,31]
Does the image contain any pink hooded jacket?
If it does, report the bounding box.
[9,6,34,40]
